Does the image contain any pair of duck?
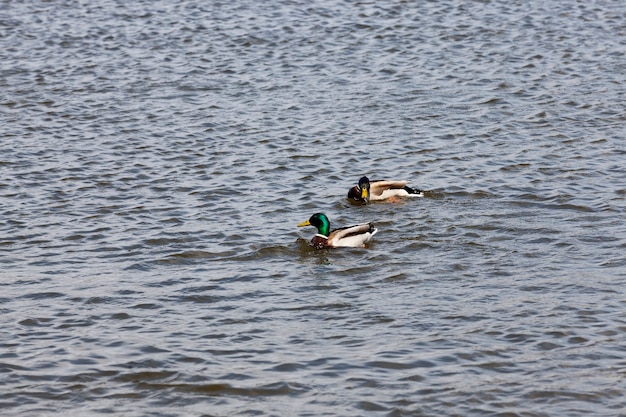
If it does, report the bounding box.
[297,176,423,249]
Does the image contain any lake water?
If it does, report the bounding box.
[1,0,625,416]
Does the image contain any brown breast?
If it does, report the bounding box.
[311,235,330,249]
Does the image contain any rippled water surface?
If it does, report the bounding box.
[2,0,626,415]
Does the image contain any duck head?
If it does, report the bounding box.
[298,213,331,236]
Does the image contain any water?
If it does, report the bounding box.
[1,0,625,415]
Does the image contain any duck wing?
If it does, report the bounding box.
[327,223,377,247]
[369,180,409,196]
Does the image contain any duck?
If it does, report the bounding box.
[297,213,377,249]
[347,176,423,204]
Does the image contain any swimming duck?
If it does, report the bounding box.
[347,176,423,204]
[297,213,377,249]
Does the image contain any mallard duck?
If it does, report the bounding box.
[297,213,377,249]
[347,176,423,204]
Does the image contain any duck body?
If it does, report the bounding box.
[298,213,377,249]
[348,176,423,204]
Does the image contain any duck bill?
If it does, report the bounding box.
[361,188,369,201]
[297,220,311,227]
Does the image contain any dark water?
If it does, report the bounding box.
[2,0,626,415]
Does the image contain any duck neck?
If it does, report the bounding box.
[317,217,330,237]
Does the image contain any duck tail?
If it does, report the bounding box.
[403,185,424,196]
